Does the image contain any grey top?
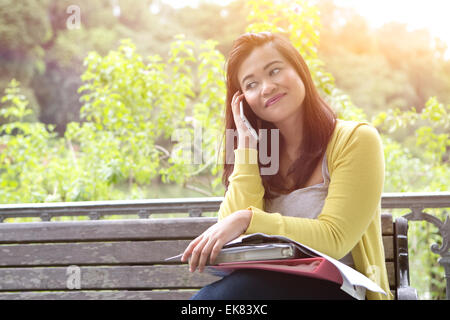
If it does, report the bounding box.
[264,152,354,266]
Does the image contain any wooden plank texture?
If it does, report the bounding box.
[0,218,216,243]
[0,288,398,300]
[383,236,394,260]
[0,236,394,266]
[0,262,396,293]
[0,240,191,266]
[0,290,196,300]
[0,214,397,298]
[0,214,393,243]
[0,265,220,291]
[387,262,395,288]
[381,213,393,235]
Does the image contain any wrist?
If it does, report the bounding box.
[238,137,257,150]
[238,209,253,233]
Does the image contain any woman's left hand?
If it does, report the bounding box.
[181,210,253,273]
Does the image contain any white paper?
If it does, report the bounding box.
[232,233,386,299]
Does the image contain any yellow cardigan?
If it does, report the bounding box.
[217,119,393,300]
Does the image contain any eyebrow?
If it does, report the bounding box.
[241,60,283,86]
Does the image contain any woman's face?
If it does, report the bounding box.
[237,43,306,125]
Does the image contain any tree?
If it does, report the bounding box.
[0,0,187,134]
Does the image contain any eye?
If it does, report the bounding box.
[245,82,257,90]
[270,68,281,76]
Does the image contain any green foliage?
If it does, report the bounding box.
[0,0,52,52]
[74,37,192,190]
[0,36,225,202]
[372,97,449,300]
[74,36,225,194]
[0,79,33,121]
[173,1,249,56]
[0,79,59,203]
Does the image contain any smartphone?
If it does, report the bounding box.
[240,100,259,141]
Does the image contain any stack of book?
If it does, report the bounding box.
[166,233,386,300]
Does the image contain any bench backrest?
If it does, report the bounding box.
[0,214,407,299]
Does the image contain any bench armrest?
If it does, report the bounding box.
[395,217,418,300]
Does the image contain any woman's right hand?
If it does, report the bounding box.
[231,91,259,149]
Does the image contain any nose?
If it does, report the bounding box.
[261,79,276,97]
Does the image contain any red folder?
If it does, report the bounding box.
[210,257,343,285]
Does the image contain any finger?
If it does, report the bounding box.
[231,94,246,128]
[189,236,209,272]
[209,239,225,265]
[237,94,245,112]
[232,90,241,105]
[231,90,243,108]
[181,234,203,262]
[181,235,202,262]
[231,94,239,118]
[197,237,217,273]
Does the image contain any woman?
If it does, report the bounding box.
[181,32,393,300]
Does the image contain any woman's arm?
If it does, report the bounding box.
[218,148,265,220]
[181,209,252,273]
[245,124,385,260]
[218,91,265,218]
[181,148,265,272]
[182,91,265,272]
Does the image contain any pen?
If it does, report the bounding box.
[164,253,183,261]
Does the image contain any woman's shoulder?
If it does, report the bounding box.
[333,119,380,143]
[327,119,382,159]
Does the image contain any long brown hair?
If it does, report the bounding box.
[221,32,337,201]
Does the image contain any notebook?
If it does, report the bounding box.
[209,257,343,287]
[164,242,304,264]
[212,243,303,264]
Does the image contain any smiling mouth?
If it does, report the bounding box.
[265,93,286,108]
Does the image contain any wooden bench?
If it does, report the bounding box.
[0,213,417,300]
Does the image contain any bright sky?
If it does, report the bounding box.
[334,0,450,57]
[162,0,450,58]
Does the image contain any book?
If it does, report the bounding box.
[209,257,343,289]
[212,243,301,264]
[165,233,387,300]
[216,233,386,300]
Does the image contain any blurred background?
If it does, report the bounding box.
[1,0,449,135]
[0,0,449,299]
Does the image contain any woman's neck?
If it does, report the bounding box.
[273,109,303,155]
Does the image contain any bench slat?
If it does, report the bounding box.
[0,290,196,300]
[0,262,396,293]
[0,214,398,297]
[0,240,191,266]
[0,236,394,266]
[0,263,395,292]
[381,213,393,235]
[383,236,393,260]
[0,215,394,244]
[0,218,216,243]
[387,261,394,288]
[0,289,399,300]
[0,265,220,291]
